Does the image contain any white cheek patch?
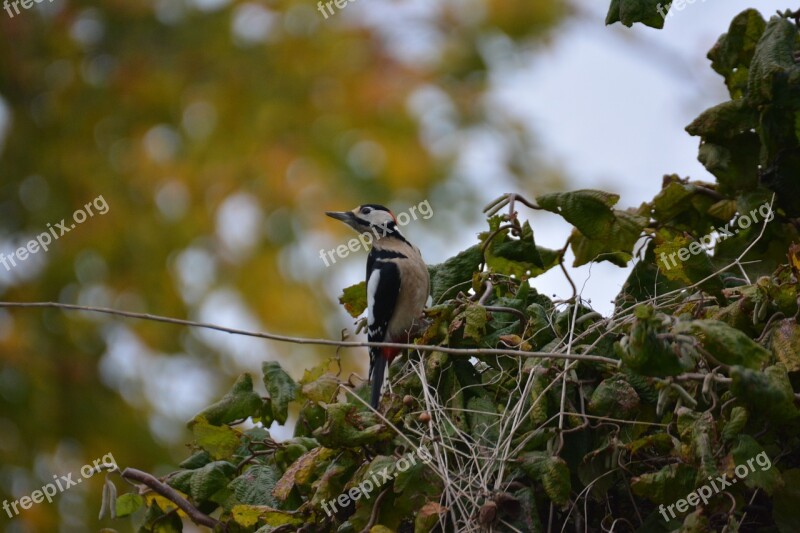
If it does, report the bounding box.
[367,269,381,326]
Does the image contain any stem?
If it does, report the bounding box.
[120,468,222,530]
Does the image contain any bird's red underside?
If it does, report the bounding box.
[381,347,400,362]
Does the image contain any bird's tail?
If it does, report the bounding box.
[370,351,386,409]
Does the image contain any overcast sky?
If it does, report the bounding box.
[429,0,790,315]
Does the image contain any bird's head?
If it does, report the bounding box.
[325,204,398,236]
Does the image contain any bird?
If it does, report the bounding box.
[325,204,429,409]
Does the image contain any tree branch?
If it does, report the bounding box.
[0,301,621,366]
[120,467,222,530]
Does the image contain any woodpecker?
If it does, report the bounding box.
[326,204,429,409]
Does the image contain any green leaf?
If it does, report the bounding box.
[463,304,487,343]
[294,399,327,438]
[310,450,360,507]
[569,213,643,267]
[394,450,442,497]
[467,396,500,446]
[339,281,367,318]
[189,460,236,503]
[696,137,760,193]
[114,493,144,518]
[528,372,550,426]
[588,376,640,418]
[774,469,800,532]
[626,433,674,456]
[620,305,689,376]
[707,9,767,98]
[262,361,298,425]
[536,189,619,240]
[707,198,738,221]
[427,244,483,303]
[678,408,717,482]
[191,418,241,460]
[678,319,771,369]
[770,319,800,372]
[231,504,304,528]
[721,406,748,442]
[362,455,398,487]
[178,451,212,470]
[272,447,331,502]
[731,434,782,494]
[301,372,341,403]
[165,469,195,495]
[747,16,800,105]
[605,0,667,29]
[615,250,685,311]
[189,373,265,427]
[796,111,800,144]
[483,220,560,278]
[631,463,697,505]
[518,452,571,506]
[686,99,758,142]
[653,233,728,303]
[541,457,571,506]
[313,403,392,448]
[653,234,703,285]
[228,465,280,506]
[536,190,645,267]
[652,179,696,221]
[147,502,183,533]
[731,364,799,422]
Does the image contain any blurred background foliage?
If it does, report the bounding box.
[0,0,568,530]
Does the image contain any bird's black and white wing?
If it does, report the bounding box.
[365,250,401,407]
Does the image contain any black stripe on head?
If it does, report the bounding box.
[360,204,391,213]
[371,221,409,244]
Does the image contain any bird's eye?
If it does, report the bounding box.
[360,207,372,215]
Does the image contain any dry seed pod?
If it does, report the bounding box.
[478,500,498,527]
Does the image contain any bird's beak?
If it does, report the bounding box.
[325,210,357,228]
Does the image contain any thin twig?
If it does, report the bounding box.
[483,306,528,327]
[0,301,621,366]
[359,486,391,533]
